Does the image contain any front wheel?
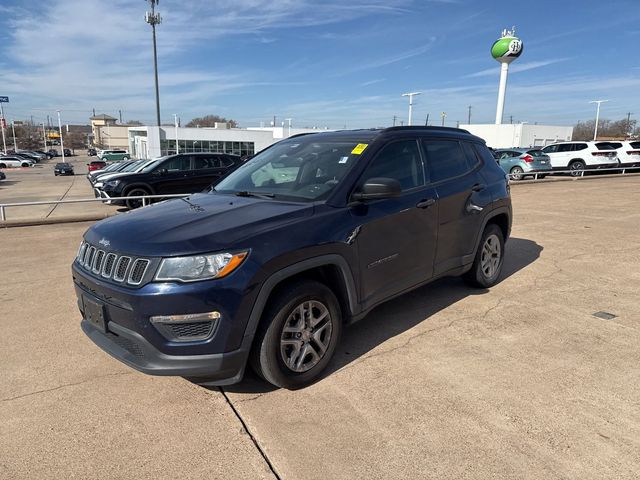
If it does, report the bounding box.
[251,280,342,389]
[122,156,129,160]
[125,187,150,209]
[463,224,505,288]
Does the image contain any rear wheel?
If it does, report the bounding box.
[0,163,7,169]
[251,280,342,389]
[463,224,505,288]
[125,187,150,209]
[509,166,524,181]
[569,160,585,177]
[123,156,129,160]
[22,162,30,167]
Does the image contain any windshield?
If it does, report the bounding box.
[121,160,145,172]
[140,157,169,172]
[214,137,367,202]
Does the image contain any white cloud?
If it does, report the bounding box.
[467,59,567,78]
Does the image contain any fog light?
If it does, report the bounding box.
[150,311,221,324]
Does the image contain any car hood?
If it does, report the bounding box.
[94,171,138,183]
[85,193,314,256]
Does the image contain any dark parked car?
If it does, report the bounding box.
[98,152,242,209]
[64,148,72,157]
[54,162,74,176]
[88,148,97,156]
[48,149,59,157]
[73,127,511,388]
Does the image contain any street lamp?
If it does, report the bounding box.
[41,123,47,151]
[401,92,421,126]
[173,113,179,153]
[589,100,609,141]
[57,110,66,163]
[285,118,292,137]
[145,0,162,126]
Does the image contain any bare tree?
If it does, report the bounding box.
[185,115,238,128]
[573,117,639,140]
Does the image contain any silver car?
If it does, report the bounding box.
[495,148,553,180]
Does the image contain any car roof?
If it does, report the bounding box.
[286,126,478,143]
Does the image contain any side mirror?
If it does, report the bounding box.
[352,177,402,201]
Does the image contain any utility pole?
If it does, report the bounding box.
[393,115,397,127]
[92,108,96,117]
[509,115,513,124]
[589,100,609,141]
[57,110,66,162]
[467,105,472,124]
[0,103,6,153]
[145,0,162,126]
[41,123,47,151]
[441,111,446,126]
[425,114,429,126]
[11,121,17,151]
[285,118,292,137]
[401,92,422,126]
[119,109,123,124]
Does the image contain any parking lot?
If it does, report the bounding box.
[1,175,640,479]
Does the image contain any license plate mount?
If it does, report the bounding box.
[83,295,107,333]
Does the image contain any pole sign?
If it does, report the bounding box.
[0,96,9,103]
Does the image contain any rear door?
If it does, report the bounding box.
[153,155,192,194]
[422,139,490,275]
[352,138,438,309]
[186,154,233,191]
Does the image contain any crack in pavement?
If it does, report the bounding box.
[1,372,133,402]
[219,387,281,480]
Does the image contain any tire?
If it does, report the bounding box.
[463,224,505,288]
[250,279,342,389]
[509,166,524,181]
[537,174,547,179]
[569,160,585,177]
[0,163,6,169]
[125,187,150,209]
[122,156,129,160]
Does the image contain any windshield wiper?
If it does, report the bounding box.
[235,191,275,199]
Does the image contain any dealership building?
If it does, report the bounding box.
[127,124,331,159]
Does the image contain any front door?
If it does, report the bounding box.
[153,155,191,194]
[352,139,438,310]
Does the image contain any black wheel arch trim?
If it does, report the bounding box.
[242,254,358,343]
[123,183,155,195]
[466,206,511,265]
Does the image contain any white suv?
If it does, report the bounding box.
[595,141,640,168]
[541,141,619,176]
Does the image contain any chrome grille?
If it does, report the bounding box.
[102,253,117,278]
[128,259,150,285]
[92,250,105,274]
[114,257,132,282]
[76,241,152,286]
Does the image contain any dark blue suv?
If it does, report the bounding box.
[73,127,511,388]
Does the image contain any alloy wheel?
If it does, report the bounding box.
[480,234,501,279]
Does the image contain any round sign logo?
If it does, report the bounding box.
[491,37,523,63]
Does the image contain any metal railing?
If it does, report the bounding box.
[506,165,640,180]
[1,165,639,221]
[0,193,189,221]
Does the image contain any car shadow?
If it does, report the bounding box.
[203,237,543,394]
[0,180,19,187]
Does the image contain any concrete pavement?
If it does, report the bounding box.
[1,176,639,479]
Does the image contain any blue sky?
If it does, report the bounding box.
[0,0,639,128]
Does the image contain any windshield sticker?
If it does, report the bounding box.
[339,156,349,164]
[351,143,368,155]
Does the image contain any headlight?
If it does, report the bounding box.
[105,179,120,187]
[155,251,248,282]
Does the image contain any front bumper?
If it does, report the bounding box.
[81,318,250,384]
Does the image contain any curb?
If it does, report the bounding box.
[0,213,115,228]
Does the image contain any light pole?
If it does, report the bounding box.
[0,104,6,153]
[589,100,609,141]
[11,121,18,151]
[145,0,162,126]
[441,111,447,126]
[173,113,179,153]
[285,118,292,137]
[57,110,66,163]
[467,105,472,124]
[401,92,421,126]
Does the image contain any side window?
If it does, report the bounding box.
[557,144,573,152]
[359,140,424,191]
[422,139,470,183]
[574,143,588,151]
[474,144,500,165]
[542,145,558,153]
[161,156,189,171]
[192,156,216,170]
[462,143,480,168]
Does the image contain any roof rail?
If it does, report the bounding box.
[383,126,471,134]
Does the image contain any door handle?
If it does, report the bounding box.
[416,198,436,209]
[471,183,486,192]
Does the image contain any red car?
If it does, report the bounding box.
[87,160,107,172]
